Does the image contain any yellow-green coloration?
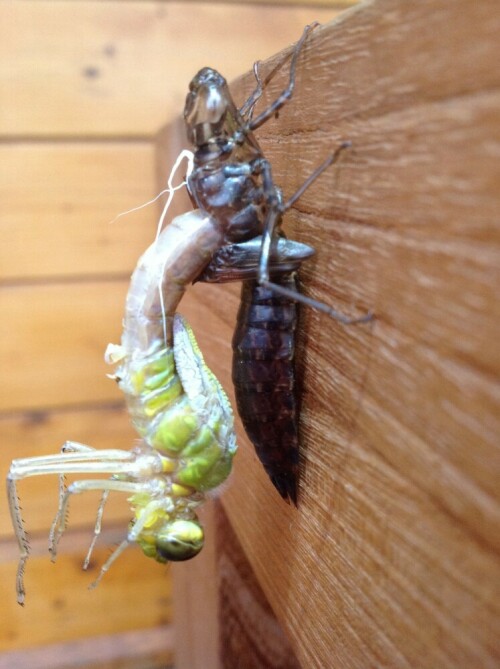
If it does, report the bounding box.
[6,211,235,604]
[129,501,204,563]
[152,397,199,453]
[129,348,183,422]
[119,340,235,494]
[130,348,175,392]
[171,482,193,497]
[109,314,237,565]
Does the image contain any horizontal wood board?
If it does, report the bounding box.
[0,281,128,412]
[0,143,158,281]
[156,1,500,667]
[0,2,339,138]
[0,627,173,669]
[0,406,138,538]
[0,539,173,651]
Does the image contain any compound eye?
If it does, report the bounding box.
[156,519,204,562]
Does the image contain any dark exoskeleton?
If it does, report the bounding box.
[183,24,371,504]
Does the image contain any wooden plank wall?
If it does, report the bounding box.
[0,1,344,667]
[157,0,500,667]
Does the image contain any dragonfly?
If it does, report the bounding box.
[7,207,237,605]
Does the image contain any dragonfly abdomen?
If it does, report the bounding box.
[232,276,299,504]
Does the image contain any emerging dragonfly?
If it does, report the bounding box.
[7,208,237,605]
[185,24,371,503]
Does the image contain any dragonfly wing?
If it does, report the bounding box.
[173,314,236,455]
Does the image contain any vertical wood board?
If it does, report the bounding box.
[216,503,301,669]
[155,1,500,667]
[171,503,220,669]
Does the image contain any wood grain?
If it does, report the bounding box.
[0,1,339,138]
[216,502,300,669]
[0,143,158,281]
[156,1,500,667]
[171,502,220,669]
[0,281,127,412]
[198,0,353,5]
[0,1,349,665]
[0,628,173,669]
[0,538,173,651]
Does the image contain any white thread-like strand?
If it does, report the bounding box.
[108,149,194,227]
[156,150,195,345]
[155,149,194,240]
[108,186,181,225]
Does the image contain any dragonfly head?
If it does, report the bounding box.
[184,67,240,148]
[138,517,204,563]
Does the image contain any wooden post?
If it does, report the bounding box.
[157,1,500,666]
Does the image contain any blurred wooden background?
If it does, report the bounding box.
[2,0,499,668]
[0,1,345,667]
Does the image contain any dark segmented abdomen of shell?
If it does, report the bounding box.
[232,275,299,504]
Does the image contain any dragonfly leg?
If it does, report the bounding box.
[240,21,318,119]
[50,478,152,562]
[10,446,135,476]
[50,442,99,561]
[46,443,158,567]
[82,490,110,570]
[6,441,120,605]
[46,442,112,569]
[257,146,374,324]
[247,22,319,132]
[6,474,30,605]
[239,61,264,120]
[7,446,162,603]
[281,142,352,212]
[89,496,172,590]
[88,539,130,591]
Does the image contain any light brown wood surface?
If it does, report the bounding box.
[170,503,220,669]
[0,0,340,664]
[0,281,127,412]
[202,0,353,5]
[157,1,500,667]
[0,540,172,651]
[216,502,301,669]
[0,628,173,669]
[0,2,339,138]
[0,143,157,280]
